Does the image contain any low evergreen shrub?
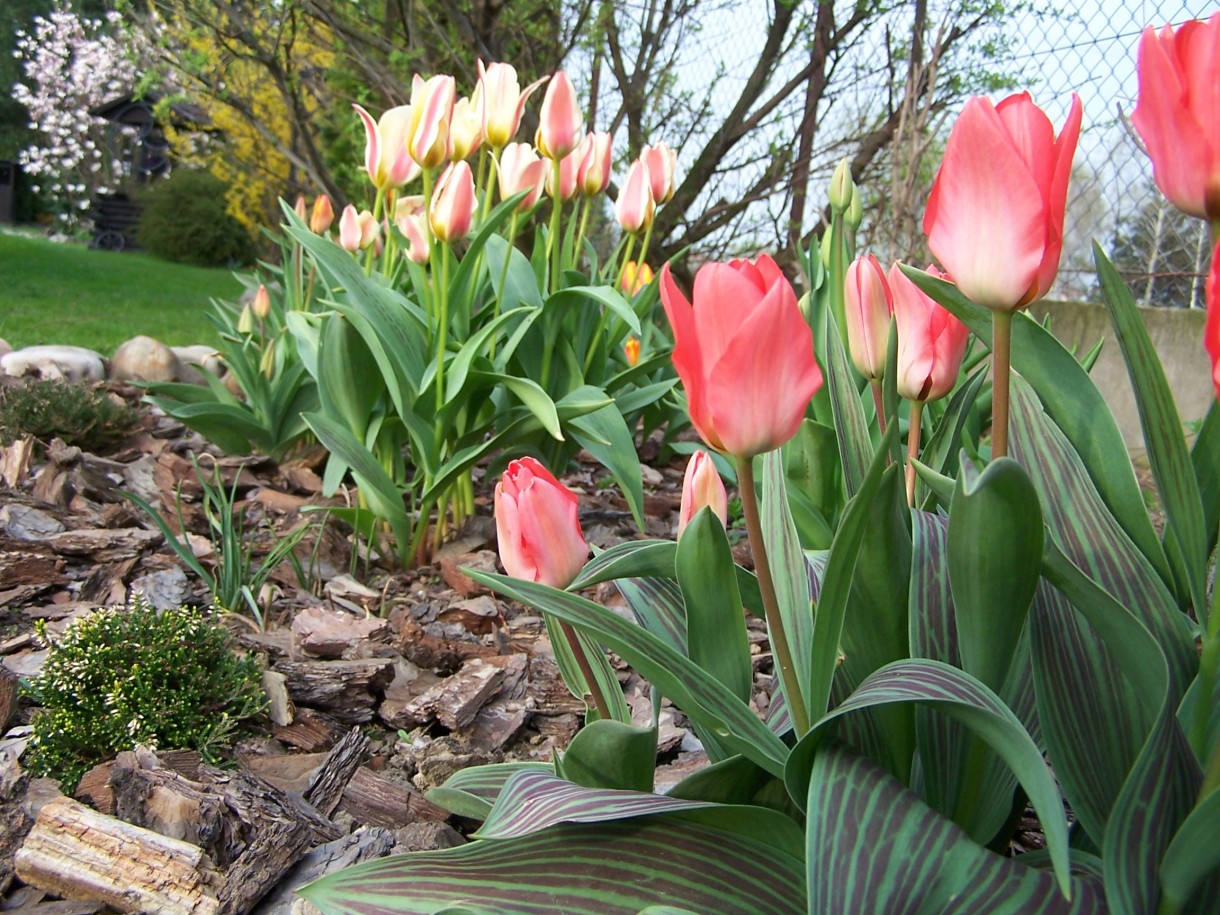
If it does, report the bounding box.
[136,169,253,267]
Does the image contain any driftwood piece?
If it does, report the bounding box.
[338,767,449,828]
[274,659,394,724]
[271,707,344,752]
[302,727,368,818]
[14,796,223,915]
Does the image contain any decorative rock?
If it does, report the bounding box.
[0,345,106,383]
[0,338,11,358]
[171,345,224,385]
[0,503,66,540]
[110,335,182,383]
[128,565,191,610]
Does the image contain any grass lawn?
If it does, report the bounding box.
[0,231,245,356]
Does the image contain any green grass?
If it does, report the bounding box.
[0,232,244,356]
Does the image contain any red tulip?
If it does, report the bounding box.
[661,255,823,457]
[430,160,476,243]
[923,92,1082,312]
[890,263,970,403]
[353,103,419,189]
[845,253,893,381]
[1206,238,1220,400]
[495,457,589,589]
[615,159,654,234]
[678,450,728,536]
[1132,15,1220,221]
[535,71,584,160]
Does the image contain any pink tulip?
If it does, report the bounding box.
[615,159,655,234]
[293,195,307,220]
[1131,15,1220,221]
[499,142,547,212]
[546,142,582,201]
[1206,238,1220,400]
[640,142,677,204]
[394,195,429,264]
[310,194,334,234]
[430,160,476,243]
[845,253,894,382]
[661,255,823,457]
[353,103,419,189]
[577,132,613,197]
[889,263,970,403]
[449,95,484,161]
[678,450,728,536]
[495,457,589,589]
[478,61,548,149]
[338,204,363,251]
[535,71,584,160]
[251,284,271,320]
[923,92,1081,312]
[407,74,456,170]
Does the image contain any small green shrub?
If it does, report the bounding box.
[136,170,254,268]
[0,378,139,452]
[23,601,267,792]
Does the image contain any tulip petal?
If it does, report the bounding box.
[924,98,1047,311]
[353,104,382,187]
[691,261,770,369]
[661,265,721,450]
[1207,239,1220,400]
[1031,94,1083,301]
[995,93,1057,203]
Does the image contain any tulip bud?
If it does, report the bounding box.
[251,283,272,320]
[546,142,582,201]
[394,195,429,264]
[640,142,677,204]
[339,204,378,252]
[430,160,476,243]
[449,95,483,161]
[408,73,457,170]
[293,195,307,220]
[615,159,654,234]
[495,456,589,589]
[844,254,893,381]
[499,142,547,212]
[236,303,254,335]
[890,262,970,403]
[846,184,863,229]
[536,71,584,160]
[819,229,833,268]
[310,194,334,234]
[259,335,277,379]
[624,336,641,366]
[478,60,547,149]
[620,260,653,296]
[678,450,729,536]
[829,159,853,213]
[577,131,612,197]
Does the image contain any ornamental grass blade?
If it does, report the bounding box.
[1094,244,1208,618]
[469,571,789,776]
[901,265,1168,587]
[300,814,805,915]
[803,741,1106,914]
[787,659,1071,898]
[427,762,553,821]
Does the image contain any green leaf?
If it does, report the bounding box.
[919,364,988,504]
[142,398,264,455]
[445,307,540,403]
[567,393,646,530]
[483,233,544,310]
[1095,244,1209,618]
[802,741,1105,913]
[948,458,1043,692]
[317,313,385,440]
[470,371,562,440]
[556,720,657,793]
[1159,788,1220,910]
[787,660,1072,898]
[546,285,641,336]
[469,571,790,777]
[1191,399,1219,558]
[901,265,1170,588]
[823,306,871,498]
[676,508,752,703]
[427,762,553,821]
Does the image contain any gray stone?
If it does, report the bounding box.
[110,335,181,383]
[129,565,191,610]
[171,345,224,385]
[0,345,105,383]
[0,503,65,539]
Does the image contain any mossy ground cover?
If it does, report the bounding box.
[0,231,241,355]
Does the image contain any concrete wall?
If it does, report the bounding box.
[1028,299,1212,451]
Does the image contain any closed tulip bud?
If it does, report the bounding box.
[678,450,728,536]
[536,71,584,160]
[889,262,970,403]
[661,255,824,457]
[236,303,254,335]
[356,209,381,250]
[1132,15,1220,221]
[819,229,833,268]
[924,91,1081,312]
[620,260,653,296]
[577,131,613,197]
[259,335,277,379]
[829,159,853,212]
[449,95,483,161]
[478,60,548,149]
[640,142,677,204]
[394,195,429,264]
[624,336,641,367]
[251,284,272,320]
[846,184,863,229]
[499,142,547,212]
[546,142,582,201]
[407,73,457,170]
[338,204,363,252]
[1206,237,1220,400]
[495,456,589,589]
[430,160,476,243]
[353,103,419,189]
[844,254,893,381]
[615,159,654,234]
[293,195,307,220]
[310,194,334,234]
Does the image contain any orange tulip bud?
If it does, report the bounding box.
[310,195,334,234]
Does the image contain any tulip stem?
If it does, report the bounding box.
[548,157,564,295]
[559,619,613,721]
[433,243,452,456]
[871,381,887,435]
[906,400,924,507]
[991,310,1013,460]
[736,455,810,736]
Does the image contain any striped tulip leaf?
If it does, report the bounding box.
[1191,400,1219,558]
[785,659,1071,896]
[1094,243,1208,617]
[804,741,1106,914]
[918,364,988,508]
[613,575,686,654]
[426,762,553,821]
[1158,787,1220,911]
[556,719,657,793]
[300,815,805,914]
[900,265,1168,587]
[468,570,790,776]
[542,613,631,724]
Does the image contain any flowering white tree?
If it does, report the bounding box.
[12,3,141,233]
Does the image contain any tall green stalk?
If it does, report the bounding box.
[991,310,1014,460]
